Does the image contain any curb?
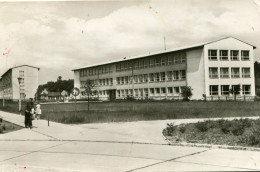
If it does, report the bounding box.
[162,135,260,152]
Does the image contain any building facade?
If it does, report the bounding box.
[0,65,40,100]
[73,37,256,101]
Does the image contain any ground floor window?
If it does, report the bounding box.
[117,90,120,97]
[150,88,154,95]
[242,85,251,95]
[144,88,148,97]
[232,85,241,94]
[155,88,160,95]
[168,87,173,94]
[174,87,180,95]
[221,85,229,95]
[210,85,218,95]
[134,89,138,97]
[161,87,166,94]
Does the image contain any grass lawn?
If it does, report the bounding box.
[0,100,260,124]
[163,118,260,148]
[0,119,23,134]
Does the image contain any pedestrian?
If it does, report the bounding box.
[24,98,34,129]
[35,102,42,120]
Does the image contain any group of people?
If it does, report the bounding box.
[24,98,42,128]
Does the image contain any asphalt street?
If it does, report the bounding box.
[0,111,260,171]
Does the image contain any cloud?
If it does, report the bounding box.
[0,0,260,85]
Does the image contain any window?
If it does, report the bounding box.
[221,85,229,95]
[174,55,179,64]
[220,68,229,78]
[144,59,149,68]
[149,73,154,82]
[220,50,228,60]
[121,77,124,84]
[123,63,128,70]
[125,76,129,84]
[129,89,133,97]
[134,61,139,69]
[110,78,113,85]
[174,87,180,94]
[168,87,173,94]
[155,57,161,66]
[161,87,166,94]
[173,71,179,80]
[106,78,109,85]
[161,57,166,66]
[242,68,250,78]
[155,73,160,82]
[116,77,120,85]
[208,50,217,60]
[150,88,155,95]
[155,88,160,94]
[121,90,125,97]
[19,71,24,77]
[109,66,112,73]
[242,85,251,95]
[241,50,249,61]
[160,72,165,81]
[209,68,218,78]
[134,75,138,83]
[117,90,120,97]
[167,71,172,81]
[139,75,143,83]
[149,58,154,67]
[231,50,239,60]
[134,89,138,97]
[125,90,129,96]
[80,70,84,77]
[129,76,133,84]
[180,70,186,80]
[139,60,144,69]
[167,56,173,65]
[180,53,186,63]
[232,85,241,94]
[210,85,218,95]
[144,74,148,83]
[231,68,240,78]
[144,88,148,97]
[139,89,143,97]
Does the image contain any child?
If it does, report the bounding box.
[35,103,42,120]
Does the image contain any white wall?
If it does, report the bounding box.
[186,48,205,100]
[204,37,255,96]
[12,66,39,100]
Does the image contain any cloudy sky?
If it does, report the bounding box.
[1,0,260,84]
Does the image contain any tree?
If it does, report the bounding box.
[181,86,193,101]
[229,85,241,101]
[83,79,97,111]
[57,76,62,81]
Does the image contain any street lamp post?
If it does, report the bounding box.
[17,77,22,112]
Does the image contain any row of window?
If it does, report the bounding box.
[79,65,113,77]
[116,87,183,97]
[208,50,250,61]
[209,85,251,95]
[116,53,186,72]
[209,67,250,79]
[116,70,186,85]
[80,78,113,88]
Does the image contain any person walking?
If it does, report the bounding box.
[35,102,42,120]
[24,98,34,128]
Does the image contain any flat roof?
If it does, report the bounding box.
[72,36,256,71]
[1,65,40,78]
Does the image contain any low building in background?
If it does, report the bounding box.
[73,37,256,101]
[0,65,40,100]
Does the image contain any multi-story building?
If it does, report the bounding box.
[0,65,40,100]
[73,37,256,101]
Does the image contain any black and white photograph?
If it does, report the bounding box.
[0,0,260,171]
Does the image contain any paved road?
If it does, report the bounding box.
[0,111,260,171]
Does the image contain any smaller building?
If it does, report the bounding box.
[0,65,40,100]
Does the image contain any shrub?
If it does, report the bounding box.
[164,123,176,136]
[230,122,245,136]
[239,118,252,128]
[179,126,186,133]
[195,121,209,132]
[181,86,193,101]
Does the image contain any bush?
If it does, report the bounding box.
[195,121,209,132]
[179,126,186,133]
[230,122,245,136]
[164,123,176,136]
